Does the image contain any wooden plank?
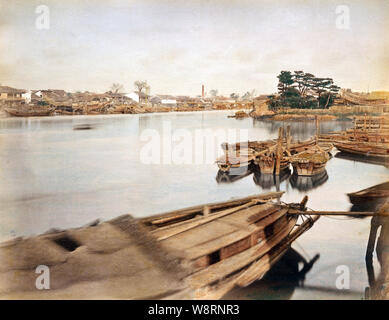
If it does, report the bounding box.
[140,192,284,226]
[186,217,296,288]
[236,215,319,287]
[170,208,288,260]
[151,201,269,235]
[161,221,237,252]
[217,203,278,227]
[152,200,265,241]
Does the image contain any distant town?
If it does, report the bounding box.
[1,75,388,119]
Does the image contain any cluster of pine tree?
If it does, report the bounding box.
[268,71,340,110]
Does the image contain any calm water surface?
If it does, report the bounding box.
[0,111,388,299]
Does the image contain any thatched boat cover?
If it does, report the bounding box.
[0,216,192,299]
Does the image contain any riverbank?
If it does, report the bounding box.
[251,106,384,121]
[0,104,251,118]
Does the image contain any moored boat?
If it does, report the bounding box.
[216,148,256,172]
[334,141,389,160]
[254,148,290,174]
[5,106,55,117]
[347,181,389,205]
[291,145,331,176]
[0,192,319,300]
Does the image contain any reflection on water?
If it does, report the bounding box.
[253,168,291,190]
[215,165,254,184]
[223,248,320,300]
[289,170,329,192]
[335,151,389,169]
[0,111,388,299]
[216,166,327,192]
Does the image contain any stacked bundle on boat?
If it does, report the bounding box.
[290,143,333,176]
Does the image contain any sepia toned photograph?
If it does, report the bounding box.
[0,0,388,303]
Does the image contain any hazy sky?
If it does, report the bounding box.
[0,0,388,95]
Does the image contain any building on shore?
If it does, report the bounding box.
[0,86,27,102]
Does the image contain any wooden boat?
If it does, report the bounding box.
[288,138,316,154]
[221,138,315,155]
[5,106,55,117]
[291,145,331,176]
[317,142,333,154]
[254,148,290,174]
[347,181,389,205]
[221,140,275,153]
[227,111,249,118]
[334,141,389,160]
[0,192,319,300]
[319,116,389,145]
[216,148,256,172]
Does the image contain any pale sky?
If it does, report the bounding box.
[0,0,388,95]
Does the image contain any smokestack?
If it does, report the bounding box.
[202,85,204,98]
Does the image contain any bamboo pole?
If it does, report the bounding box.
[287,209,388,217]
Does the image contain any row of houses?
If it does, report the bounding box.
[0,85,251,109]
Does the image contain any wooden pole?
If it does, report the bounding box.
[364,113,367,132]
[225,143,229,164]
[315,116,319,145]
[275,127,283,175]
[286,125,291,152]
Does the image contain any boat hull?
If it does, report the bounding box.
[292,161,327,176]
[347,181,389,205]
[334,142,389,160]
[5,107,54,117]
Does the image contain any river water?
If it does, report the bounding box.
[0,110,388,299]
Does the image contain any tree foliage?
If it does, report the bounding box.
[110,83,124,94]
[270,70,340,109]
[209,89,218,97]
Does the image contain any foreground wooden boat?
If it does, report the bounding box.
[348,181,389,206]
[5,106,54,117]
[0,192,319,299]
